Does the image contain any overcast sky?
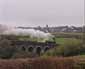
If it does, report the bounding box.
[0,0,84,27]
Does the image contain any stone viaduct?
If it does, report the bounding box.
[11,40,58,55]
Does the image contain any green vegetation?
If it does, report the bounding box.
[43,37,84,57]
[55,38,81,45]
[0,33,85,69]
[42,32,85,57]
[52,32,83,39]
[0,32,84,59]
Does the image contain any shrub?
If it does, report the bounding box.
[0,47,16,59]
[0,39,16,59]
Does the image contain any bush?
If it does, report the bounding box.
[0,39,16,59]
[0,47,16,59]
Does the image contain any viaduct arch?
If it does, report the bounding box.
[12,40,57,55]
[21,46,48,55]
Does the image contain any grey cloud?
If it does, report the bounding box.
[0,0,84,26]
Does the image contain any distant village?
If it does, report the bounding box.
[17,25,85,33]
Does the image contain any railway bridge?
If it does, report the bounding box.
[11,40,58,55]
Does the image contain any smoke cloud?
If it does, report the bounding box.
[0,24,53,40]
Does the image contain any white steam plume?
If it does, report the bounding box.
[0,25,53,40]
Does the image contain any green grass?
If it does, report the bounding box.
[55,38,68,45]
[55,38,81,45]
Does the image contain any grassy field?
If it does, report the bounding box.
[55,37,82,45]
[52,32,83,36]
[52,32,83,39]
